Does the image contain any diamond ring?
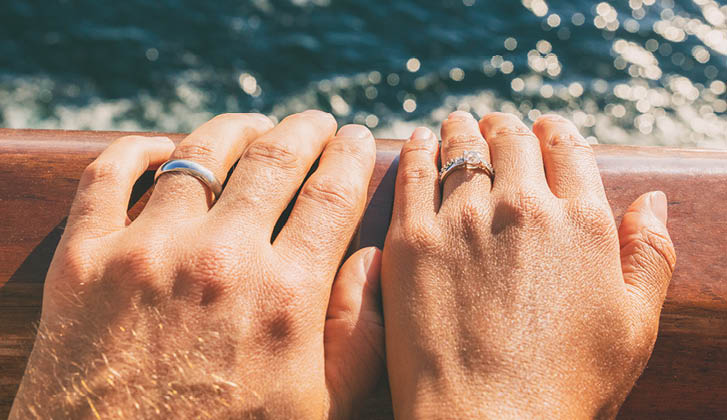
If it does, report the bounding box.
[439,151,495,184]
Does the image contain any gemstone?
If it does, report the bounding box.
[464,151,481,166]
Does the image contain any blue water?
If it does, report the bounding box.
[1,0,726,148]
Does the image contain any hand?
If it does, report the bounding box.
[382,112,676,419]
[10,112,385,419]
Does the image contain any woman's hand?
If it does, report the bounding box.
[10,112,385,419]
[382,112,676,419]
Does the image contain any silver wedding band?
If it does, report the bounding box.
[439,151,495,184]
[155,159,223,203]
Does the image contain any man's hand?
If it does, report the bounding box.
[382,112,676,419]
[10,112,385,419]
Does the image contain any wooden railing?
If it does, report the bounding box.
[1,128,726,419]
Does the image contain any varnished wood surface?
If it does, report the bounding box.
[1,128,726,419]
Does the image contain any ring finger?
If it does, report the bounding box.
[142,113,274,219]
[440,111,492,202]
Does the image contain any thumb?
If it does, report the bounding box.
[324,247,385,420]
[620,191,677,325]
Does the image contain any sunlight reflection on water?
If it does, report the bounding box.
[1,0,725,148]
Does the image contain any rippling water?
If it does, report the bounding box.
[1,0,726,148]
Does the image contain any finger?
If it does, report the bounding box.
[66,136,175,238]
[325,247,385,419]
[392,127,440,224]
[144,113,274,218]
[620,191,676,325]
[478,112,548,193]
[273,124,376,286]
[440,111,492,200]
[213,110,337,232]
[532,115,607,202]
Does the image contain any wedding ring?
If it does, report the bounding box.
[439,151,495,184]
[154,159,223,203]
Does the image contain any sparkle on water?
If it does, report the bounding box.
[1,0,726,148]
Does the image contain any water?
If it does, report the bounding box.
[1,0,726,148]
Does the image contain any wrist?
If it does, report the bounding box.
[392,369,601,420]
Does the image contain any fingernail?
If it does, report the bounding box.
[250,113,271,121]
[150,136,175,144]
[448,110,474,121]
[411,126,434,141]
[363,247,377,267]
[539,114,568,123]
[361,247,381,278]
[649,191,668,224]
[338,124,371,139]
[302,109,333,119]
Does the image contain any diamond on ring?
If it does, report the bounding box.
[439,151,495,184]
[464,151,482,167]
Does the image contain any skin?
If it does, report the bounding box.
[382,112,676,419]
[10,112,385,419]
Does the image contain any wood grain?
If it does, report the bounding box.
[1,128,725,419]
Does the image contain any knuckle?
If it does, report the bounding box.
[388,220,440,255]
[55,239,95,280]
[82,159,124,185]
[401,141,435,156]
[187,246,235,281]
[544,133,592,151]
[568,200,617,237]
[174,142,217,160]
[173,249,236,305]
[460,201,490,226]
[493,125,534,139]
[500,189,551,224]
[398,165,436,185]
[326,137,375,163]
[400,141,436,167]
[300,177,361,213]
[109,239,166,286]
[444,134,485,151]
[244,141,300,170]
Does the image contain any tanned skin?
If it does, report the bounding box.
[10,112,386,419]
[11,109,676,419]
[381,112,676,419]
